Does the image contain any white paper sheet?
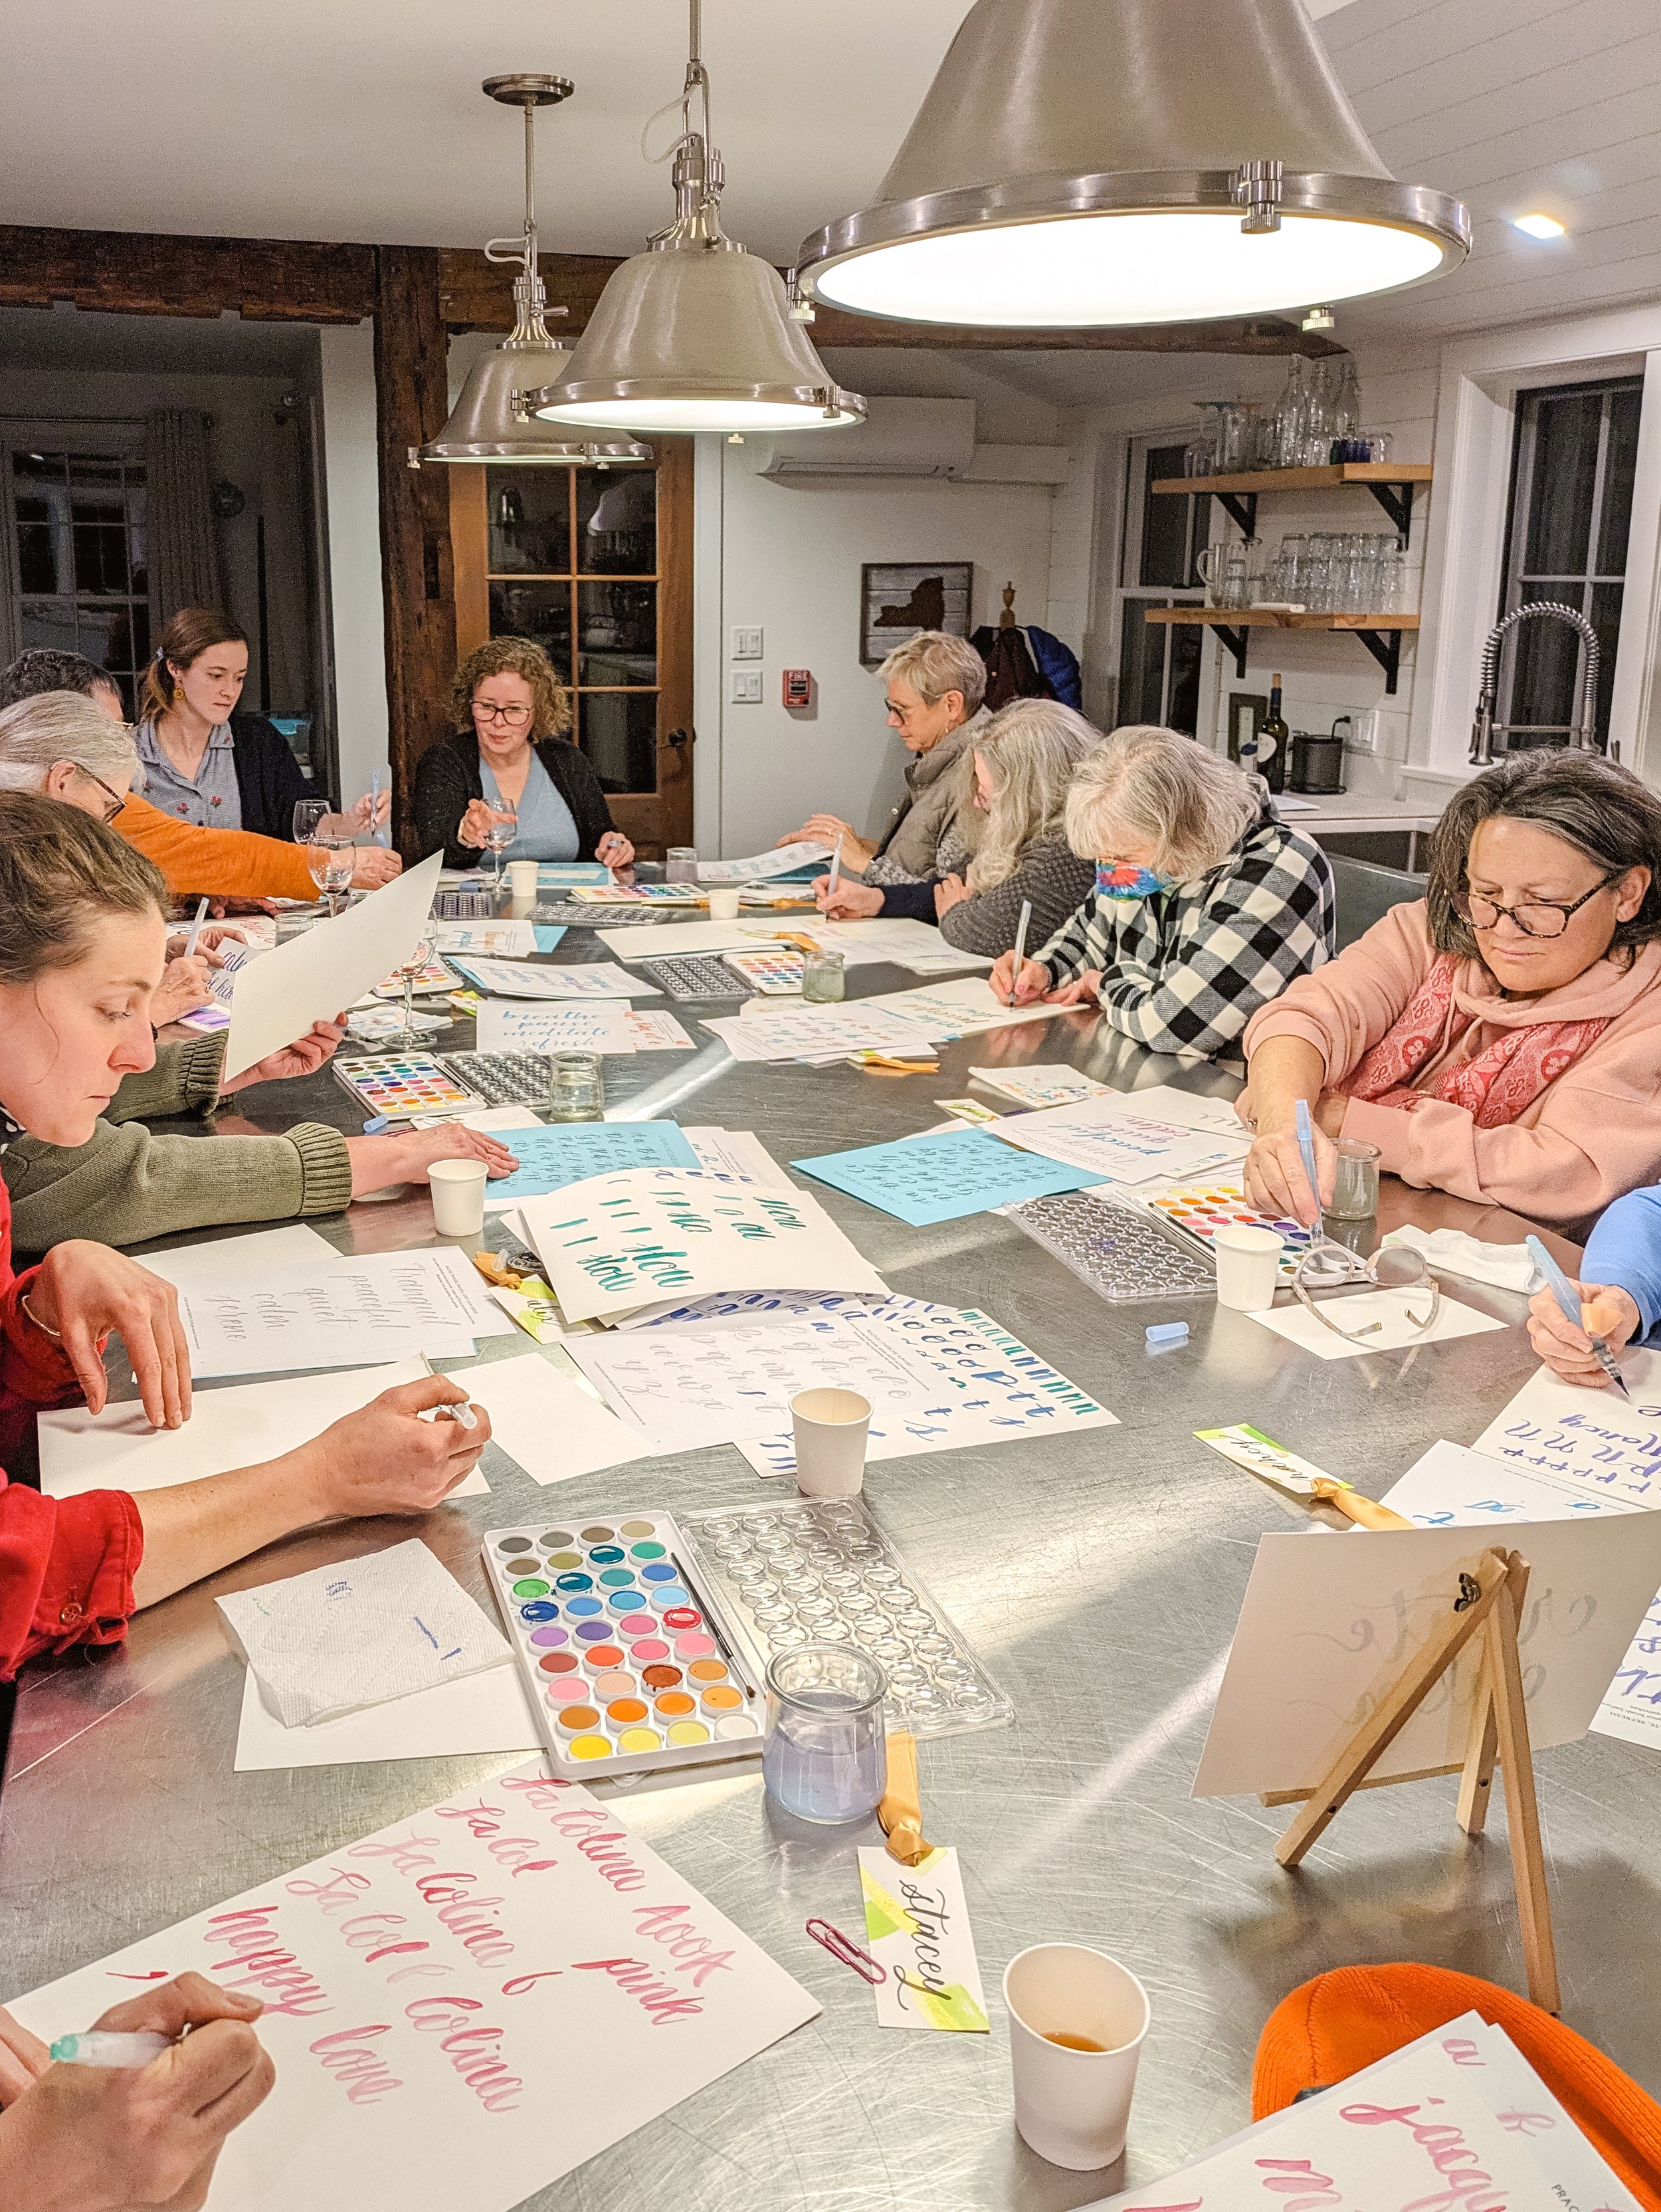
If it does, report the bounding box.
[519,1166,887,1324]
[474,999,637,1055]
[967,1064,1108,1108]
[989,1100,1240,1185]
[176,1257,480,1378]
[1073,1079,1251,1142]
[1244,1286,1508,1360]
[625,1007,694,1051]
[682,1127,780,1181]
[449,957,658,999]
[1470,1350,1661,1507]
[347,1247,518,1340]
[430,920,536,955]
[1593,1587,1661,1752]
[235,1655,539,1771]
[1191,1513,1661,1797]
[218,1540,510,1728]
[612,1288,894,1332]
[854,976,1063,1037]
[5,1765,821,2212]
[131,1221,340,1290]
[448,1350,649,1482]
[702,1001,937,1064]
[408,1106,545,1134]
[696,839,831,882]
[1379,1437,1642,1527]
[594,918,785,961]
[223,853,442,1078]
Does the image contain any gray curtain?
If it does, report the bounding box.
[145,409,225,635]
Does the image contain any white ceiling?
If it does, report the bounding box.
[1,0,1656,351]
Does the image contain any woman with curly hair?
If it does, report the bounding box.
[411,636,634,870]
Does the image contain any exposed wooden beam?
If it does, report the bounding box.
[372,245,456,846]
[0,223,374,322]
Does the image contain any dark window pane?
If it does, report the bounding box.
[1165,620,1203,736]
[1522,391,1601,575]
[1139,443,1194,588]
[576,469,656,574]
[486,470,570,575]
[17,520,56,594]
[20,599,82,655]
[1597,387,1642,577]
[66,454,124,488]
[578,581,656,684]
[577,690,658,793]
[74,522,130,594]
[1589,578,1624,748]
[488,581,573,681]
[1508,581,1586,746]
[1117,600,1167,727]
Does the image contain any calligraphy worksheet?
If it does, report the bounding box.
[990,1103,1240,1185]
[479,1120,698,1209]
[792,1126,1106,1225]
[175,1255,487,1377]
[702,1001,939,1063]
[474,999,637,1055]
[7,1765,820,2212]
[1471,1351,1661,1506]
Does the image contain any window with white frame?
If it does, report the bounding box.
[1494,375,1642,752]
[0,429,150,717]
[1114,434,1211,735]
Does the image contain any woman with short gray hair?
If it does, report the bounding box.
[991,724,1335,1059]
[777,629,990,883]
[0,690,140,817]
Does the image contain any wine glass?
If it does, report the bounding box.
[482,803,518,892]
[292,799,330,845]
[383,934,437,1049]
[306,834,355,918]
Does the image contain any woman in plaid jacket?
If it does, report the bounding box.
[989,724,1335,1059]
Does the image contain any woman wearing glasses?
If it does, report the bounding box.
[1240,750,1661,1234]
[411,636,634,871]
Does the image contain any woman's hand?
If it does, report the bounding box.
[1527,1280,1642,1388]
[595,831,633,870]
[27,1242,190,1429]
[0,2010,50,2108]
[933,874,971,918]
[347,789,392,834]
[458,799,514,852]
[149,956,216,1027]
[1244,1120,1335,1227]
[781,815,875,872]
[815,877,883,920]
[346,1123,522,1197]
[219,1019,345,1095]
[304,1375,493,1518]
[1045,971,1102,1007]
[0,1975,272,2212]
[349,848,401,890]
[988,954,1051,1006]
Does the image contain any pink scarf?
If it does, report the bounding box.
[1335,954,1611,1128]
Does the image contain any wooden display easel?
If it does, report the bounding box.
[1260,1545,1560,2013]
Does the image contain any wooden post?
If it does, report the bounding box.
[373,245,455,850]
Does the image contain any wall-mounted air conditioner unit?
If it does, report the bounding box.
[756,397,976,480]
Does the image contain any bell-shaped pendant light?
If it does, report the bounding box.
[528,5,864,436]
[794,0,1470,328]
[415,74,652,466]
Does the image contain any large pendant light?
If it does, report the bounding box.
[793,0,1470,328]
[415,74,651,466]
[528,3,864,437]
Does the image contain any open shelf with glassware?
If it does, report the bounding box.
[1143,607,1421,692]
[1149,462,1434,543]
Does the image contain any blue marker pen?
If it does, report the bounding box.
[1294,1097,1324,1225]
[1525,1233,1630,1399]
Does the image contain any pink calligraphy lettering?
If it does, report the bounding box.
[571,1956,704,2024]
[201,1908,333,2021]
[1337,2100,1508,2212]
[500,1971,565,1997]
[629,1903,737,1989]
[403,1997,524,2112]
[409,1871,515,1965]
[308,2023,404,2104]
[1252,2157,1341,2209]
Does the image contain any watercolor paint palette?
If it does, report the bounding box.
[681,1497,1011,1738]
[1146,1179,1314,1280]
[333,1053,482,1121]
[720,949,805,995]
[481,1512,765,1777]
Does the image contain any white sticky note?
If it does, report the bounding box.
[1244,1288,1508,1360]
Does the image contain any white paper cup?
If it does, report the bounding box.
[1211,1223,1282,1312]
[507,860,539,901]
[790,1387,870,1497]
[706,886,741,920]
[428,1157,487,1237]
[1004,1944,1150,2171]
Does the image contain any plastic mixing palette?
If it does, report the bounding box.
[481,1514,763,1776]
[1147,1179,1315,1280]
[333,1053,481,1121]
[721,948,805,994]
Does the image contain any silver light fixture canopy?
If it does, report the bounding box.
[530,9,864,436]
[794,0,1470,328]
[417,74,652,466]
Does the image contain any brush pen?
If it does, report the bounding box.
[50,2031,171,2068]
[827,833,843,899]
[1525,1234,1630,1399]
[1293,1097,1323,1226]
[181,897,209,957]
[1008,898,1032,1007]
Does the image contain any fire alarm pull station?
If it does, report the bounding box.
[783,669,812,708]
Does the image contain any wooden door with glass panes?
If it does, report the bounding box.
[449,440,693,858]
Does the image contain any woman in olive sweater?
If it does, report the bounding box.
[412,637,635,870]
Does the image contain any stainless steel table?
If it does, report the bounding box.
[1,930,1643,2210]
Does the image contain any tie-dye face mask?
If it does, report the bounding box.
[1095,860,1173,900]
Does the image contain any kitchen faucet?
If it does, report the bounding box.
[1469,600,1604,764]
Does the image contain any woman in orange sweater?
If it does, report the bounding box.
[1240,750,1661,1235]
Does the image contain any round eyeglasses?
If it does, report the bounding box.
[1291,1240,1442,1345]
[1452,872,1620,940]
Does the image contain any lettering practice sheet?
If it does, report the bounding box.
[519,1167,887,1324]
[793,1126,1107,1227]
[474,999,637,1055]
[175,1255,489,1378]
[1472,1350,1661,1506]
[702,1002,940,1064]
[989,1103,1240,1186]
[478,1120,698,1209]
[6,1766,820,2212]
[448,959,657,1000]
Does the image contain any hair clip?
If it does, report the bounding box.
[806,1919,886,1985]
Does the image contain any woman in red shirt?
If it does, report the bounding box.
[0,791,494,1680]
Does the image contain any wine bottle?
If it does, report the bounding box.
[1258,674,1288,793]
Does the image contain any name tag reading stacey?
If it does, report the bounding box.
[857,1847,987,2033]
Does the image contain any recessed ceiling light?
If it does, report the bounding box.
[1513,213,1567,240]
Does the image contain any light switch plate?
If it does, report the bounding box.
[729,668,763,704]
[730,626,763,660]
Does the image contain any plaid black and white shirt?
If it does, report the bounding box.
[1033,794,1335,1058]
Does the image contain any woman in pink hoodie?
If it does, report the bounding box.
[1240,750,1661,1234]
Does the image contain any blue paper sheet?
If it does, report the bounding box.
[538,862,613,885]
[791,1128,1106,1227]
[532,925,568,952]
[483,1120,698,1205]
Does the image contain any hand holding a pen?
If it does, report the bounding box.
[1527,1276,1642,1391]
[296,1375,494,1518]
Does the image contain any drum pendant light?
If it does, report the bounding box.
[794,0,1471,328]
[528,3,864,437]
[415,74,651,466]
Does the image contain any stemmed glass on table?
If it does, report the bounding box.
[293,800,355,918]
[383,934,437,1051]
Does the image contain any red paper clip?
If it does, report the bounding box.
[806,1918,886,1985]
